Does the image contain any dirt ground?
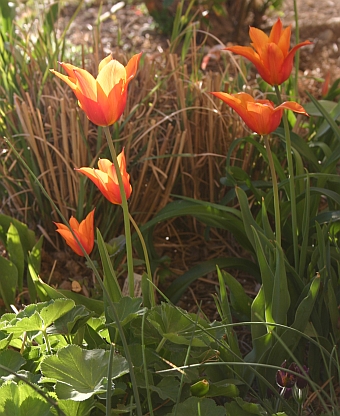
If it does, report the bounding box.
[58,0,340,82]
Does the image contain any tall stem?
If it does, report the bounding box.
[293,0,300,101]
[263,135,281,246]
[129,213,155,307]
[275,86,299,268]
[103,126,135,297]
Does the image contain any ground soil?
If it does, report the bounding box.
[39,0,340,319]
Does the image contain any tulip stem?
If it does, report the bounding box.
[275,86,299,269]
[263,135,281,246]
[103,126,135,298]
[293,0,300,101]
[129,213,156,307]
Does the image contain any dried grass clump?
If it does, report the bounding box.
[1,47,247,238]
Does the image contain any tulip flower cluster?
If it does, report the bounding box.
[52,55,138,255]
[52,18,311,256]
[211,18,311,135]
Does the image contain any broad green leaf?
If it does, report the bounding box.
[0,381,54,416]
[303,100,338,116]
[39,299,75,328]
[47,305,91,335]
[7,223,25,293]
[0,256,18,311]
[167,396,225,416]
[55,398,95,416]
[150,376,180,402]
[107,297,146,327]
[40,345,129,401]
[225,397,267,415]
[0,331,13,351]
[147,303,211,347]
[0,349,26,378]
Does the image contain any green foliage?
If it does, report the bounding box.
[0,215,38,311]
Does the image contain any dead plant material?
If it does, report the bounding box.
[2,47,247,239]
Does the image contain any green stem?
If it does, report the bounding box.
[293,0,300,101]
[129,213,155,307]
[103,126,135,297]
[275,85,299,268]
[156,337,167,354]
[263,135,281,246]
[106,344,114,416]
[42,328,51,354]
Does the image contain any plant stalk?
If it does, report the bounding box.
[263,135,281,246]
[129,213,155,307]
[103,126,135,297]
[275,85,299,267]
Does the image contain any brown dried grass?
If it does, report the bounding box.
[1,45,248,237]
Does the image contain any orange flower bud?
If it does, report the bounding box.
[211,92,308,135]
[54,209,95,257]
[50,53,142,126]
[225,18,312,86]
[77,149,131,205]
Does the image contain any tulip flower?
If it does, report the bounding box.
[54,209,95,257]
[210,92,308,135]
[50,53,142,126]
[225,18,312,86]
[77,149,131,205]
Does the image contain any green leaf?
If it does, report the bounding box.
[225,397,267,415]
[221,270,252,321]
[0,214,36,258]
[55,398,95,416]
[27,236,43,302]
[147,303,210,347]
[47,305,91,335]
[7,223,25,293]
[150,376,180,402]
[0,349,26,378]
[0,381,54,416]
[0,256,18,311]
[97,229,122,303]
[0,331,13,351]
[165,258,259,304]
[167,397,225,416]
[40,345,129,401]
[107,297,146,327]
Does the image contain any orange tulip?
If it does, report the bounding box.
[77,149,131,205]
[54,209,95,257]
[211,92,308,135]
[225,18,312,86]
[50,53,142,126]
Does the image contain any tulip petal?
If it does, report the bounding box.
[50,69,77,90]
[73,68,97,101]
[98,55,113,73]
[262,43,285,85]
[269,18,283,44]
[277,101,309,116]
[249,26,269,54]
[97,59,126,96]
[225,45,262,68]
[277,26,291,57]
[125,52,143,83]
